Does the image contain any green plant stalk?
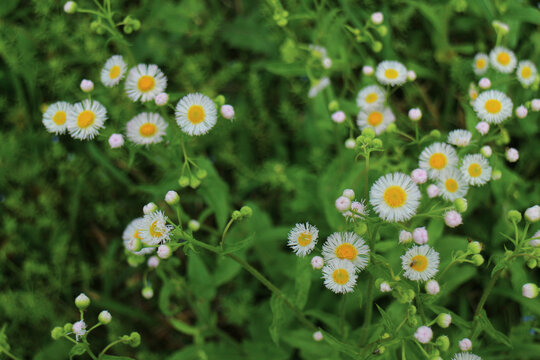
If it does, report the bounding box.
[0,348,21,360]
[470,268,503,338]
[98,339,125,358]
[220,218,236,251]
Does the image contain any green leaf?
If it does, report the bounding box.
[69,343,86,359]
[376,304,396,329]
[213,256,242,286]
[187,253,216,301]
[294,257,312,310]
[196,158,231,230]
[269,293,284,345]
[169,318,199,336]
[322,331,361,357]
[477,310,512,348]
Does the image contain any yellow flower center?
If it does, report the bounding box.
[139,123,157,137]
[484,99,501,114]
[149,220,163,238]
[410,255,428,272]
[365,93,378,103]
[109,65,121,79]
[297,232,312,247]
[335,243,358,260]
[332,269,349,285]
[77,110,95,129]
[367,111,383,126]
[187,105,205,124]
[445,179,458,193]
[429,153,447,170]
[475,58,486,69]
[497,52,510,66]
[383,186,407,208]
[137,75,155,92]
[521,66,532,79]
[385,69,398,79]
[468,163,482,177]
[53,111,66,125]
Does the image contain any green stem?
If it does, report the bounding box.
[438,259,458,281]
[62,335,78,344]
[0,348,21,360]
[98,339,124,358]
[339,294,347,337]
[470,268,503,338]
[220,218,236,251]
[416,282,427,324]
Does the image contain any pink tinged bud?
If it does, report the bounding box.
[444,210,462,228]
[525,205,540,222]
[380,282,392,292]
[532,99,540,112]
[311,256,324,269]
[411,169,427,184]
[407,70,417,81]
[413,227,428,244]
[516,105,528,119]
[427,184,439,198]
[414,326,433,344]
[362,65,374,75]
[220,104,235,120]
[335,196,351,211]
[506,147,519,162]
[342,189,355,200]
[475,121,489,135]
[371,12,384,24]
[155,92,169,106]
[147,256,159,268]
[80,79,94,92]
[408,108,422,121]
[459,338,472,351]
[425,280,440,295]
[478,77,491,89]
[108,134,124,149]
[331,111,346,123]
[313,331,323,341]
[345,138,356,149]
[157,245,171,259]
[399,230,413,244]
[322,58,332,69]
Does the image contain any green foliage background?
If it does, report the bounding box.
[0,0,539,359]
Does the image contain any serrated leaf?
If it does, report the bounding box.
[69,343,86,359]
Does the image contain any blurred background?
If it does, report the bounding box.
[0,0,539,359]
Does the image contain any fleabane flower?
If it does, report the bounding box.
[437,167,469,201]
[401,245,440,281]
[460,154,492,186]
[322,259,357,294]
[126,112,168,145]
[125,64,167,102]
[447,129,472,147]
[175,93,217,136]
[356,85,386,109]
[452,353,481,360]
[473,53,489,75]
[122,218,154,254]
[42,101,72,134]
[375,60,407,86]
[100,55,127,87]
[287,223,319,257]
[489,46,517,73]
[67,99,107,140]
[517,60,537,87]
[473,90,513,124]
[370,172,421,222]
[419,142,459,179]
[322,232,370,271]
[139,211,173,245]
[357,107,395,135]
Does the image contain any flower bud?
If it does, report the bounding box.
[143,202,157,215]
[506,147,519,162]
[407,70,417,81]
[232,210,242,220]
[80,79,94,92]
[516,105,528,119]
[408,305,417,315]
[429,129,441,138]
[189,176,201,189]
[371,12,384,24]
[459,338,472,351]
[522,283,539,299]
[527,259,537,269]
[492,20,509,34]
[64,323,73,332]
[475,121,489,135]
[380,281,392,292]
[414,326,433,344]
[425,280,440,295]
[372,41,383,53]
[413,227,428,244]
[427,184,439,198]
[408,108,422,121]
[165,190,179,205]
[472,254,484,266]
[478,77,491,89]
[64,1,77,14]
[331,111,346,123]
[75,293,90,310]
[444,210,462,228]
[411,169,427,184]
[72,320,87,337]
[453,198,467,213]
[342,189,355,200]
[220,105,235,120]
[435,335,450,351]
[178,176,190,187]
[311,256,324,269]
[142,286,154,299]
[98,310,112,325]
[480,145,492,158]
[157,245,171,259]
[532,99,540,112]
[467,241,482,254]
[354,222,368,236]
[195,169,207,179]
[155,93,169,106]
[436,313,452,328]
[108,134,124,149]
[362,65,374,76]
[240,206,253,217]
[385,123,397,133]
[128,332,141,347]
[345,138,356,149]
[524,205,540,222]
[147,256,159,269]
[507,210,522,223]
[491,169,502,180]
[322,57,333,69]
[362,127,376,138]
[313,331,323,341]
[335,196,351,212]
[399,230,413,244]
[188,219,200,232]
[51,327,64,340]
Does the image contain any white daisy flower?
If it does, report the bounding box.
[375,60,408,86]
[447,129,472,147]
[401,245,440,281]
[67,99,107,140]
[473,90,513,124]
[122,218,154,255]
[489,47,517,73]
[126,112,168,145]
[287,223,319,257]
[139,211,173,245]
[357,107,395,135]
[42,101,72,134]
[460,154,492,186]
[322,259,357,294]
[175,93,217,136]
[473,53,489,75]
[437,168,469,201]
[356,85,386,109]
[369,172,421,222]
[451,353,481,360]
[517,60,537,87]
[322,232,370,271]
[125,64,167,102]
[101,55,127,87]
[419,142,459,179]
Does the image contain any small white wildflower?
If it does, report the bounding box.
[411,169,427,184]
[322,58,333,69]
[72,320,87,339]
[380,281,392,292]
